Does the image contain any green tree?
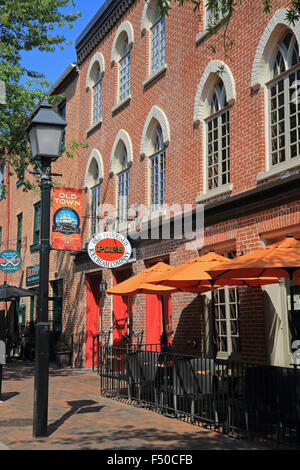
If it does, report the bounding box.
[0,0,86,193]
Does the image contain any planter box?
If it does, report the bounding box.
[56,351,71,368]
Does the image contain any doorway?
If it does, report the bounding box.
[145,258,172,349]
[112,269,132,347]
[86,273,102,368]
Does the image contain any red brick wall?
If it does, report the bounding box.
[1,0,299,366]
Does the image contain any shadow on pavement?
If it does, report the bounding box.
[47,400,104,437]
[0,392,19,402]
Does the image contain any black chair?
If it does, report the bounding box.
[138,350,162,407]
[245,366,280,439]
[172,357,215,422]
[126,351,161,407]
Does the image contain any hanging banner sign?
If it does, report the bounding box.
[88,232,132,269]
[52,187,83,251]
[0,249,22,273]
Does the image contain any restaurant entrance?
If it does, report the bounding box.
[112,268,132,347]
[86,272,102,368]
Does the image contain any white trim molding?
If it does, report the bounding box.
[111,21,134,65]
[141,0,159,34]
[85,52,106,90]
[84,149,104,188]
[251,8,300,88]
[140,105,170,157]
[109,129,133,176]
[193,60,236,124]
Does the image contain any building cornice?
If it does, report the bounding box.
[75,0,136,65]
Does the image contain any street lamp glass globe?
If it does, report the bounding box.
[27,100,67,162]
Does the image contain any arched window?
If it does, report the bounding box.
[117,145,130,224]
[92,64,102,125]
[150,7,165,74]
[269,31,300,166]
[141,0,166,76]
[84,150,104,236]
[86,53,105,127]
[109,130,133,228]
[119,37,131,102]
[91,179,101,236]
[150,124,166,209]
[206,80,230,191]
[111,22,133,105]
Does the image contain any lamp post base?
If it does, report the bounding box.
[33,325,50,437]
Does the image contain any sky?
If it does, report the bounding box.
[21,1,106,87]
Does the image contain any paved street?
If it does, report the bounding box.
[0,361,273,451]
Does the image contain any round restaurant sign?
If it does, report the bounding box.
[87,232,132,269]
[0,249,22,273]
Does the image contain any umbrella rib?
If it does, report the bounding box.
[215,269,230,280]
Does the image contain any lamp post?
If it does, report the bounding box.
[27,99,67,437]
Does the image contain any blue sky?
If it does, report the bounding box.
[21,1,105,87]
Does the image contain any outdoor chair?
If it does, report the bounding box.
[172,357,215,423]
[245,366,281,438]
[127,351,161,407]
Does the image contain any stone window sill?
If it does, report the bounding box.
[143,65,167,88]
[257,160,300,182]
[86,119,102,136]
[112,95,131,114]
[196,29,210,44]
[195,183,233,204]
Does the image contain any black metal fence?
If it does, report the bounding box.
[96,344,300,447]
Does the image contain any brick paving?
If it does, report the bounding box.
[0,361,273,451]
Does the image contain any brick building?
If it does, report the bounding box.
[1,0,300,368]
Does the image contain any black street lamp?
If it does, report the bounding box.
[27,99,67,438]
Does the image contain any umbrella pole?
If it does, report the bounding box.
[210,280,217,361]
[160,296,168,351]
[288,268,298,362]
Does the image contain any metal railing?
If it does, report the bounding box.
[97,344,300,447]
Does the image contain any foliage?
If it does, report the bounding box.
[158,0,300,56]
[0,0,87,193]
[55,332,71,352]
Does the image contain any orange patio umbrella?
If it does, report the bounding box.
[106,262,179,296]
[148,251,281,357]
[208,234,300,347]
[148,251,280,290]
[106,262,180,348]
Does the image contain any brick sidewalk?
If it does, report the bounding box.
[0,361,271,450]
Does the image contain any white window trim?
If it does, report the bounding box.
[118,49,131,104]
[109,130,133,177]
[117,168,130,230]
[86,53,105,131]
[195,8,230,45]
[194,93,234,203]
[90,183,102,236]
[149,148,166,213]
[258,85,300,180]
[257,61,300,181]
[150,15,166,76]
[111,21,134,66]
